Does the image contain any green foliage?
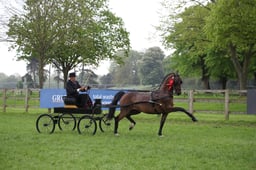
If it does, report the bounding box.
[7,0,130,88]
[109,50,142,86]
[204,0,256,89]
[139,47,165,85]
[7,0,61,88]
[161,0,256,89]
[0,73,21,88]
[205,0,256,47]
[162,5,213,89]
[99,73,113,87]
[108,47,166,86]
[0,112,256,169]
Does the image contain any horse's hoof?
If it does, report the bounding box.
[192,118,198,122]
[114,133,119,136]
[158,135,164,137]
[129,123,135,130]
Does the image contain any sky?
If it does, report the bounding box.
[0,0,167,76]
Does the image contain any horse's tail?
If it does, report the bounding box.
[107,91,125,119]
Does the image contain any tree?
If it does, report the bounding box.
[7,0,130,88]
[7,0,62,88]
[0,73,21,88]
[21,73,35,88]
[49,0,130,86]
[162,5,212,89]
[0,0,23,41]
[139,47,165,86]
[109,50,142,86]
[204,0,256,89]
[99,73,113,88]
[205,48,236,89]
[26,57,39,88]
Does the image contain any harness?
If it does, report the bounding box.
[149,75,175,113]
[149,90,173,114]
[120,74,177,114]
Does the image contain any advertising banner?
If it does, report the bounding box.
[40,89,122,109]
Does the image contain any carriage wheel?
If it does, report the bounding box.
[36,114,55,134]
[99,114,114,132]
[77,116,97,135]
[58,113,76,131]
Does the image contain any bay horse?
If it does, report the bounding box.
[107,73,198,136]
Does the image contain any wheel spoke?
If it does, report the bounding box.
[58,113,76,131]
[77,116,97,135]
[36,114,55,134]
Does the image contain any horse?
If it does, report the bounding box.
[107,73,198,136]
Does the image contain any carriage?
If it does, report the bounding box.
[36,90,115,135]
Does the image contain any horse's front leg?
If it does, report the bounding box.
[114,116,119,135]
[172,107,198,122]
[158,113,168,136]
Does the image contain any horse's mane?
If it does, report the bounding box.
[158,73,175,89]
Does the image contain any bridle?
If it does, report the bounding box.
[166,74,175,91]
[166,74,182,95]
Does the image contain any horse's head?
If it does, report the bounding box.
[162,73,183,95]
[173,74,183,95]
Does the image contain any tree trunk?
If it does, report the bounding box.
[202,76,210,89]
[229,43,251,90]
[219,76,227,89]
[63,68,69,89]
[200,56,210,89]
[38,57,45,89]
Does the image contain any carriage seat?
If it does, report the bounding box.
[62,96,78,108]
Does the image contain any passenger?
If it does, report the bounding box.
[66,72,92,108]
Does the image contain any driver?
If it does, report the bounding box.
[66,72,92,108]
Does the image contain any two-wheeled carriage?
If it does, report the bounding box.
[36,98,114,135]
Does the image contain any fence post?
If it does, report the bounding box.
[189,90,194,114]
[3,89,7,113]
[25,88,29,112]
[224,89,229,120]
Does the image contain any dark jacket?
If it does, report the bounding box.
[66,80,81,97]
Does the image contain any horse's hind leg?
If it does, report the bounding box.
[172,107,198,122]
[126,110,139,130]
[114,111,127,135]
[114,117,119,135]
[126,115,136,130]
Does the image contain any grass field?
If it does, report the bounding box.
[0,111,256,170]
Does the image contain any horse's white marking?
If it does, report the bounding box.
[129,123,135,129]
